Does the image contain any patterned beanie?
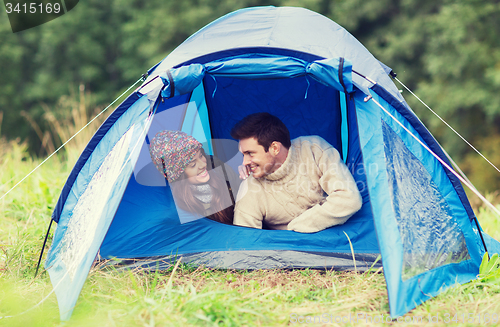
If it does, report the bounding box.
[149,130,203,183]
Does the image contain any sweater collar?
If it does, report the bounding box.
[264,145,296,182]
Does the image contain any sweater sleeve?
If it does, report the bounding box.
[233,178,265,229]
[287,138,362,233]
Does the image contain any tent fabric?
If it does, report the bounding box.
[356,89,483,315]
[45,95,153,320]
[51,93,143,223]
[146,6,403,103]
[44,5,499,321]
[371,83,476,220]
[158,54,353,98]
[108,251,383,272]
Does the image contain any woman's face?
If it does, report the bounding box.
[183,150,210,184]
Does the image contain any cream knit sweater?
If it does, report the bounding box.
[233,136,362,233]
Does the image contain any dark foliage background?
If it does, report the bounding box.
[1,0,499,192]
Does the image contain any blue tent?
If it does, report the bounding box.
[45,6,500,321]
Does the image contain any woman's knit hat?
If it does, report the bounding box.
[149,130,203,183]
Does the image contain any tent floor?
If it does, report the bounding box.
[100,250,382,272]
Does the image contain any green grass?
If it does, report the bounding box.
[2,130,500,326]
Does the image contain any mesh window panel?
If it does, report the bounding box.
[57,126,136,280]
[382,121,470,280]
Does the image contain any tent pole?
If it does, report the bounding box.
[34,219,53,278]
[473,217,490,259]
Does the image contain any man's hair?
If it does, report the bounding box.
[230,112,291,151]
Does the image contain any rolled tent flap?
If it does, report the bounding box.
[159,64,205,98]
[158,54,353,98]
[306,58,353,95]
[204,55,309,79]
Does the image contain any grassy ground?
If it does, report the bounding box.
[1,120,500,326]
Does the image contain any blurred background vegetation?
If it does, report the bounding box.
[0,0,499,194]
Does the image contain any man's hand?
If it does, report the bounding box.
[287,203,350,233]
[238,164,251,180]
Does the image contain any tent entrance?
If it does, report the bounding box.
[100,74,380,270]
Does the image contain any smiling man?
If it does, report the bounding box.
[230,112,362,233]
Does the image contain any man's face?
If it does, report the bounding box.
[238,137,277,179]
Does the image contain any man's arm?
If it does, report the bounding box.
[287,138,362,233]
[233,178,265,229]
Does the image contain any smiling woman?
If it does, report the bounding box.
[149,130,238,225]
[183,149,210,184]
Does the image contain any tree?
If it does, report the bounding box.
[0,0,287,151]
[0,0,498,192]
[328,0,500,192]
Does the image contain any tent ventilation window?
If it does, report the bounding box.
[382,120,470,281]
